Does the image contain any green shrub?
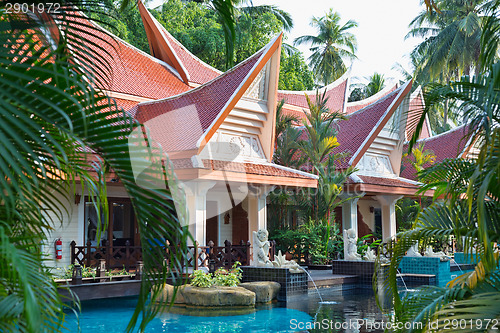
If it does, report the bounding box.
[190,262,242,287]
[270,220,343,264]
[189,269,213,288]
[212,262,242,287]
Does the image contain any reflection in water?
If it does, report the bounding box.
[286,287,387,333]
[65,287,389,332]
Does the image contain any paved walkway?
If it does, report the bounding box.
[306,269,358,288]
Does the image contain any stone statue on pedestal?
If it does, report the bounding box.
[343,228,362,261]
[252,229,273,267]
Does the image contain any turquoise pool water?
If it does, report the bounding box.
[65,288,386,332]
[65,297,312,333]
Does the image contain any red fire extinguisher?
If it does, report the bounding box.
[55,238,62,260]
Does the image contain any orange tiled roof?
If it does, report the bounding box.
[70,13,191,100]
[400,125,471,180]
[170,158,316,180]
[333,89,403,168]
[134,47,265,152]
[278,71,350,121]
[354,175,419,189]
[159,25,221,85]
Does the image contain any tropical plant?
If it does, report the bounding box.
[374,19,500,329]
[212,262,242,287]
[190,269,213,287]
[403,142,437,175]
[407,0,485,83]
[294,9,357,85]
[365,72,386,97]
[347,72,386,102]
[190,262,242,287]
[0,3,188,332]
[278,51,316,91]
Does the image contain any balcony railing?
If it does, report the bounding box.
[70,239,276,272]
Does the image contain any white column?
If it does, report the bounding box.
[247,186,274,238]
[375,195,403,240]
[341,195,364,236]
[180,181,216,245]
[341,194,364,260]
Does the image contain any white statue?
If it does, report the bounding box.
[424,246,449,260]
[343,228,362,261]
[272,250,302,273]
[363,248,377,261]
[406,242,422,257]
[253,229,273,267]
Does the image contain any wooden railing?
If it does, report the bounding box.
[70,240,142,271]
[70,239,276,272]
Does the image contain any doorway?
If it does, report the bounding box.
[84,197,137,247]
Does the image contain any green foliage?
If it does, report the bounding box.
[189,269,213,288]
[407,0,484,84]
[278,51,315,91]
[376,8,500,327]
[294,9,357,85]
[189,262,242,287]
[0,4,189,332]
[270,220,343,264]
[347,87,366,102]
[356,234,381,256]
[212,262,242,287]
[365,72,385,97]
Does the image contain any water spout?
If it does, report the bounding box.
[299,267,324,303]
[450,258,464,273]
[396,269,409,292]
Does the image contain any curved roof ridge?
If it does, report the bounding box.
[86,12,183,81]
[346,87,402,117]
[414,123,468,143]
[158,25,223,76]
[138,0,190,82]
[137,39,270,107]
[346,83,399,108]
[278,67,351,95]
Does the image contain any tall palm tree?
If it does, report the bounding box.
[1,3,187,332]
[294,9,358,85]
[374,6,500,325]
[407,0,485,83]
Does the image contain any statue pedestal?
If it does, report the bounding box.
[240,266,307,302]
[331,260,375,285]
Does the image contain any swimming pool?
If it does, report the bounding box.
[65,287,386,332]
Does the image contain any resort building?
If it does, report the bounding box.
[44,3,472,269]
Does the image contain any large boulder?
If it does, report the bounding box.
[158,284,186,304]
[239,282,280,303]
[181,285,256,306]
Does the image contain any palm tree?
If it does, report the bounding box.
[406,0,490,125]
[294,91,348,221]
[374,7,500,325]
[294,9,358,85]
[407,0,485,82]
[365,72,386,97]
[1,3,187,332]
